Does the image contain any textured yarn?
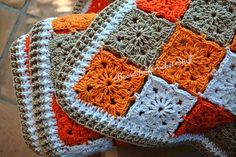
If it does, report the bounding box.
[136,0,190,22]
[154,25,226,96]
[9,0,236,156]
[73,50,147,116]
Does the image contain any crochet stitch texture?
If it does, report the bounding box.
[73,50,147,116]
[181,0,236,45]
[52,95,102,146]
[32,14,112,153]
[153,25,226,96]
[231,35,236,51]
[54,0,236,156]
[9,0,236,156]
[203,51,236,115]
[136,0,190,22]
[10,13,114,157]
[104,9,175,68]
[124,75,197,138]
[50,32,82,81]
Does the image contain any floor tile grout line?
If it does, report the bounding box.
[21,0,30,12]
[0,2,24,14]
[0,0,39,106]
[0,11,21,62]
[0,1,22,61]
[0,6,22,105]
[0,2,41,62]
[0,2,41,20]
[20,0,41,19]
[0,93,17,106]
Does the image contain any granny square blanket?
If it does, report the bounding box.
[9,0,236,157]
[54,0,236,156]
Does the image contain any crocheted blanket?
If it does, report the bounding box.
[10,0,236,156]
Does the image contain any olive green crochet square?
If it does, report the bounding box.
[181,0,236,45]
[104,9,175,69]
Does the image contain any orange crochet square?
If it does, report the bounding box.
[136,0,190,22]
[52,95,102,146]
[73,50,147,117]
[230,35,236,52]
[175,97,235,136]
[52,14,96,34]
[87,0,110,13]
[153,25,226,96]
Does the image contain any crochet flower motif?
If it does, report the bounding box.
[104,9,175,69]
[136,0,190,22]
[203,51,236,115]
[124,76,197,138]
[154,25,226,96]
[73,50,146,117]
[175,98,235,136]
[181,0,236,45]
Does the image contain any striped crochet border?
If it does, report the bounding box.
[10,34,42,155]
[28,18,113,156]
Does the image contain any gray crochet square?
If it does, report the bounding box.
[104,9,175,69]
[181,0,236,45]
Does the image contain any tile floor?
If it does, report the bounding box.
[0,0,205,157]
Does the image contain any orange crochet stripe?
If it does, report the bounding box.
[52,14,96,34]
[73,50,147,117]
[87,0,109,13]
[175,97,235,136]
[24,35,30,72]
[230,35,236,52]
[52,95,102,146]
[153,25,226,96]
[136,0,190,22]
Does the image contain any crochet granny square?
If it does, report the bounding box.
[104,9,175,68]
[136,0,190,22]
[153,25,226,95]
[54,0,236,157]
[181,0,236,45]
[124,75,197,139]
[73,50,146,116]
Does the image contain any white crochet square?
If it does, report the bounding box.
[124,75,197,139]
[203,50,236,115]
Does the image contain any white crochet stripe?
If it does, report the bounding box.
[81,0,93,13]
[14,34,41,153]
[33,18,113,156]
[59,1,229,156]
[32,18,65,155]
